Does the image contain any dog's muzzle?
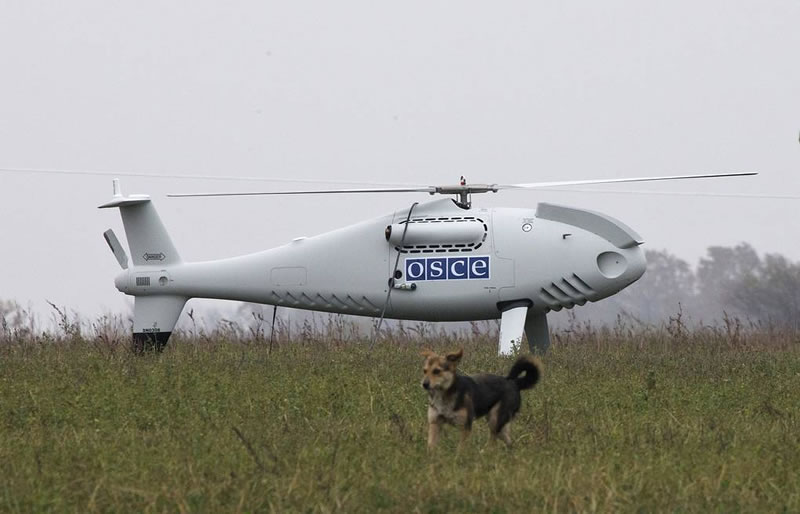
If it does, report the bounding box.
[422,379,430,390]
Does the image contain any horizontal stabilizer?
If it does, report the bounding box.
[98,196,151,208]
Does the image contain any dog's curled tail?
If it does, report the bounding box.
[507,356,541,390]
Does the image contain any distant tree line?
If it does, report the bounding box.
[554,243,800,329]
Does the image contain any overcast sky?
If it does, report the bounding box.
[1,1,799,321]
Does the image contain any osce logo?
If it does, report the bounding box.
[405,256,490,281]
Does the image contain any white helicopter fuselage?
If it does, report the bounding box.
[91,170,754,353]
[109,198,645,343]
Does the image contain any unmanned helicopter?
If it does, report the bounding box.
[98,172,756,354]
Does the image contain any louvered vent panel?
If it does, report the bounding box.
[395,217,488,254]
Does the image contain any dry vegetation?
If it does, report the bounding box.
[1,312,799,512]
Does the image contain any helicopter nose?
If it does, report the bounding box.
[534,242,646,312]
[582,244,647,304]
[596,246,646,284]
[531,203,648,311]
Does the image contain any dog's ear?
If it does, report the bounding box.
[445,348,463,363]
[420,349,435,359]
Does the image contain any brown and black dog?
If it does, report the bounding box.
[421,349,540,449]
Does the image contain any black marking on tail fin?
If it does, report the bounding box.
[132,332,172,353]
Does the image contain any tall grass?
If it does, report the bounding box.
[1,316,799,512]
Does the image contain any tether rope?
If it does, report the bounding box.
[370,202,418,349]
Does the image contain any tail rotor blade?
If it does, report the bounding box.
[103,229,129,269]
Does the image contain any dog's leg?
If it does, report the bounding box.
[427,407,442,450]
[427,422,441,450]
[455,395,475,450]
[499,422,513,447]
[453,408,472,450]
[487,403,501,445]
[460,426,472,449]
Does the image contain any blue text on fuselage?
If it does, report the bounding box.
[405,256,490,281]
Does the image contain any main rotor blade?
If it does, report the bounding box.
[0,167,426,188]
[168,186,437,198]
[498,171,757,189]
[168,172,760,198]
[536,187,800,200]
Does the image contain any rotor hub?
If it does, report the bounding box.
[433,178,499,208]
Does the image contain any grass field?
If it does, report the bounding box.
[1,320,799,512]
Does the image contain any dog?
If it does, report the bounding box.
[421,348,540,449]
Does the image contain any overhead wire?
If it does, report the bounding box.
[0,166,426,188]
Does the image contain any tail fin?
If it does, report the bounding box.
[98,179,181,266]
[507,356,541,390]
[132,295,187,352]
[99,180,186,352]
